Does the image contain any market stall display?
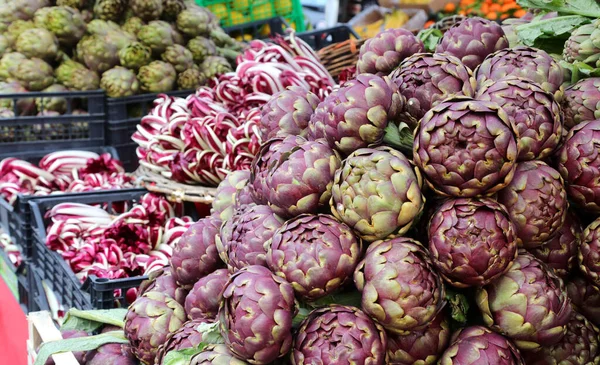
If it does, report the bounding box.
[14,0,600,364]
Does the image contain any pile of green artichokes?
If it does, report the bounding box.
[0,0,241,118]
[34,11,600,365]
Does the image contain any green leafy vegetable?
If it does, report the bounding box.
[517,0,600,18]
[60,308,127,332]
[515,15,589,53]
[34,331,128,365]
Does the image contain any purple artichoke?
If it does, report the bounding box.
[170,215,224,288]
[211,170,251,221]
[292,305,387,365]
[266,214,362,301]
[124,291,187,364]
[428,198,518,288]
[356,28,425,75]
[475,46,564,98]
[557,120,600,212]
[497,161,568,249]
[217,205,285,272]
[579,217,600,287]
[413,97,518,197]
[190,344,250,364]
[523,312,600,365]
[390,52,477,129]
[155,318,212,364]
[354,237,445,335]
[219,265,297,365]
[435,17,509,71]
[249,136,295,205]
[138,266,188,306]
[185,268,230,320]
[562,77,600,130]
[530,211,582,278]
[438,326,524,365]
[476,252,572,351]
[45,330,88,365]
[234,183,255,210]
[387,312,451,365]
[476,76,563,161]
[330,146,424,242]
[85,344,137,365]
[566,276,600,326]
[307,74,403,156]
[251,135,341,218]
[259,85,321,140]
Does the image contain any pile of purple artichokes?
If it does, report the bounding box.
[43,15,600,365]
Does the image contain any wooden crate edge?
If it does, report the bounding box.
[27,311,80,365]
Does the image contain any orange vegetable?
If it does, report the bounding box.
[444,2,457,12]
[486,12,498,19]
[425,20,435,28]
[514,9,527,17]
[489,4,501,11]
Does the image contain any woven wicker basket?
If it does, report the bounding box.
[133,166,218,204]
[317,38,366,79]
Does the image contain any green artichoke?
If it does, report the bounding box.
[0,81,35,114]
[138,267,188,307]
[429,198,518,287]
[57,0,85,8]
[566,275,600,326]
[523,312,600,365]
[102,29,136,51]
[413,97,518,197]
[563,19,600,68]
[56,59,100,91]
[9,58,54,91]
[0,52,27,81]
[387,313,450,365]
[33,6,85,46]
[161,44,195,73]
[436,17,509,71]
[129,0,163,21]
[357,27,425,75]
[121,17,144,37]
[438,326,524,365]
[266,214,362,301]
[390,52,476,129]
[497,161,568,248]
[85,19,121,36]
[170,215,224,288]
[218,204,285,272]
[8,0,50,21]
[476,251,572,351]
[155,319,210,365]
[190,344,249,365]
[176,7,216,37]
[201,55,232,78]
[307,74,403,156]
[331,146,423,242]
[100,66,139,97]
[557,120,600,212]
[93,0,125,21]
[76,35,119,73]
[15,28,58,61]
[259,85,320,140]
[124,291,186,365]
[0,35,10,58]
[138,20,183,55]
[530,211,582,279]
[476,46,564,98]
[35,84,68,113]
[5,20,35,45]
[138,61,176,93]
[476,76,563,161]
[219,265,297,365]
[210,170,251,221]
[187,36,218,64]
[354,237,445,334]
[579,217,600,288]
[118,42,152,71]
[292,305,388,365]
[562,77,600,129]
[162,0,186,21]
[184,269,229,321]
[177,67,205,90]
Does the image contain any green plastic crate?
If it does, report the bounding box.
[196,0,305,32]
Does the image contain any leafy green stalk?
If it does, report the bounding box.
[34,331,128,365]
[517,0,600,18]
[60,308,127,332]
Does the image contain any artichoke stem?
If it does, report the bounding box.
[383,122,414,156]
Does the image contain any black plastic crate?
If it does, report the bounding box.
[105,90,193,171]
[297,24,361,50]
[17,263,29,313]
[224,16,289,40]
[0,90,106,156]
[0,146,120,259]
[29,188,201,310]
